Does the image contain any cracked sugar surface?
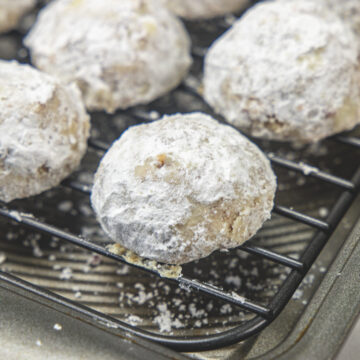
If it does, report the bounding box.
[204,0,360,143]
[91,112,276,265]
[0,60,90,202]
[25,0,192,113]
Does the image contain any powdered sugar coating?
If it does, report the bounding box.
[0,60,90,203]
[323,0,360,40]
[282,0,360,47]
[25,0,192,113]
[204,0,360,143]
[0,0,36,33]
[91,113,276,265]
[162,0,249,20]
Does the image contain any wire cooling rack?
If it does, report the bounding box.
[0,119,359,352]
[1,1,360,353]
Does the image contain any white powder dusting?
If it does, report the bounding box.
[231,292,246,304]
[91,113,276,264]
[126,315,143,326]
[59,267,73,280]
[194,320,202,328]
[204,0,360,143]
[154,304,172,332]
[225,275,242,288]
[303,274,315,285]
[206,301,214,312]
[153,303,184,332]
[31,237,44,258]
[209,269,220,279]
[299,163,319,176]
[25,0,192,113]
[149,111,160,120]
[296,177,306,186]
[50,238,59,248]
[220,304,233,314]
[53,323,62,331]
[132,289,154,305]
[228,258,239,269]
[172,298,182,306]
[292,289,303,300]
[9,211,22,222]
[188,303,206,318]
[0,60,90,203]
[79,204,93,217]
[116,265,130,275]
[58,201,73,212]
[319,207,329,218]
[6,231,17,241]
[285,0,360,50]
[74,291,82,299]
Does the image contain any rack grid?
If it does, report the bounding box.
[0,1,360,352]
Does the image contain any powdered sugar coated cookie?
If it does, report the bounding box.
[25,0,192,113]
[204,0,360,143]
[0,61,90,202]
[91,113,276,264]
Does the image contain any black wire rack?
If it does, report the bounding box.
[1,118,360,352]
[1,2,360,353]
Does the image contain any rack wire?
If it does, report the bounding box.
[1,1,360,353]
[1,122,359,352]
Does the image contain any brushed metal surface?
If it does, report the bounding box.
[0,283,188,360]
[0,1,360,358]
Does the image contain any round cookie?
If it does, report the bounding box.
[91,113,276,265]
[0,0,36,34]
[0,60,90,203]
[162,0,249,20]
[204,0,360,143]
[25,0,192,114]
